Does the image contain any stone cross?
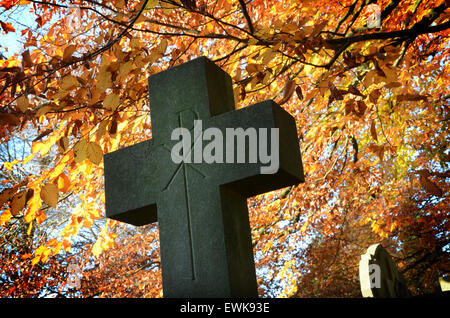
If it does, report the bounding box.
[103,57,304,297]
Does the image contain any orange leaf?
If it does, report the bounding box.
[0,20,15,33]
[57,173,71,193]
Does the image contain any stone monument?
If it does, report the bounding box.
[103,57,304,297]
[359,243,410,298]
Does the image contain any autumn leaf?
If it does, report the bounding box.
[295,86,303,100]
[16,96,29,112]
[40,183,59,208]
[347,85,364,97]
[419,175,443,197]
[103,93,120,111]
[57,173,71,193]
[73,139,88,163]
[60,75,79,91]
[0,20,15,33]
[143,0,159,13]
[370,120,378,142]
[22,50,32,68]
[397,93,428,102]
[87,142,103,165]
[278,79,296,105]
[11,191,26,215]
[0,0,448,299]
[63,45,77,62]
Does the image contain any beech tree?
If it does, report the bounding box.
[0,0,448,297]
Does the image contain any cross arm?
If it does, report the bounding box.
[207,100,304,197]
[104,139,158,226]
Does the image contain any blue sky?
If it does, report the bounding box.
[0,4,37,57]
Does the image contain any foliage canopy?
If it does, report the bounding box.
[0,0,449,297]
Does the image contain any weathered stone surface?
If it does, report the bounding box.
[104,57,304,297]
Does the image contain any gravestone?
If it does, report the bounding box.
[359,243,410,298]
[103,57,304,297]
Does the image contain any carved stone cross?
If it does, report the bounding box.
[103,57,304,297]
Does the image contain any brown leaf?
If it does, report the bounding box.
[419,175,443,197]
[109,119,118,135]
[63,45,77,63]
[40,183,59,208]
[22,50,33,68]
[11,191,26,215]
[355,100,367,117]
[278,79,296,105]
[0,21,15,33]
[0,188,15,208]
[0,113,20,126]
[345,99,355,115]
[370,120,378,142]
[295,86,303,100]
[16,95,29,112]
[329,83,344,101]
[347,85,364,97]
[397,93,428,102]
[58,136,69,152]
[369,89,381,104]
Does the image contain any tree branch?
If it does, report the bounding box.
[327,20,450,47]
[238,0,254,34]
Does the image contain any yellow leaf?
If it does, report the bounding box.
[103,93,120,111]
[143,0,159,12]
[16,96,30,112]
[73,139,88,163]
[48,161,67,181]
[31,256,41,266]
[36,105,52,118]
[40,183,59,208]
[0,209,12,225]
[87,142,103,165]
[22,154,34,165]
[260,49,276,65]
[25,189,41,223]
[92,239,103,257]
